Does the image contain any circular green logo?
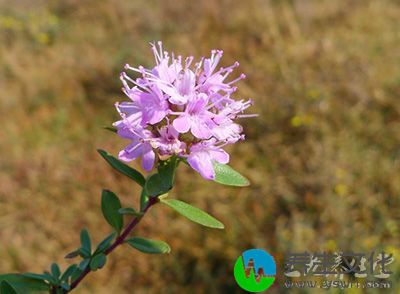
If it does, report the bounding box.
[234,249,276,292]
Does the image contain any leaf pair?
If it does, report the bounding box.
[89,254,107,271]
[99,149,250,188]
[65,229,115,276]
[75,229,107,271]
[20,262,80,293]
[101,190,143,233]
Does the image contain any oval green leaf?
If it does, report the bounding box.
[0,281,17,294]
[60,264,78,282]
[213,162,250,187]
[61,282,71,291]
[64,250,80,259]
[102,126,117,133]
[50,263,60,279]
[42,272,57,284]
[78,259,90,271]
[98,149,146,187]
[80,229,91,254]
[21,273,47,281]
[0,274,49,293]
[161,199,224,229]
[101,190,123,233]
[70,268,82,283]
[94,232,116,254]
[144,157,178,197]
[126,237,171,254]
[90,254,107,271]
[144,173,171,197]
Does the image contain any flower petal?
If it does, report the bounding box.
[188,151,215,180]
[176,69,195,96]
[118,142,142,162]
[156,83,187,105]
[173,115,191,133]
[191,120,211,139]
[210,149,230,164]
[142,147,155,171]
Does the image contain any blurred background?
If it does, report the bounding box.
[0,0,399,293]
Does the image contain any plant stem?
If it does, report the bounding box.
[67,196,158,292]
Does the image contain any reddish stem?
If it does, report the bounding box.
[68,196,158,292]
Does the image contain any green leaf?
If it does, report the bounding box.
[98,149,146,187]
[80,229,91,254]
[60,282,70,291]
[42,272,57,284]
[101,190,124,233]
[89,254,107,271]
[60,264,77,282]
[70,268,82,283]
[20,273,48,282]
[213,162,250,187]
[126,237,171,254]
[50,263,60,280]
[0,274,49,293]
[139,189,149,211]
[78,259,90,271]
[103,126,117,133]
[161,199,224,229]
[145,174,170,197]
[157,156,178,184]
[0,281,17,294]
[64,250,80,259]
[145,157,178,197]
[118,207,143,216]
[94,232,116,254]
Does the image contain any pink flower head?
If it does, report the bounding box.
[114,41,255,180]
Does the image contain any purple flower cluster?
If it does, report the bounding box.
[114,42,254,180]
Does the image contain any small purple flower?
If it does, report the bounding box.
[187,140,230,180]
[172,93,216,139]
[114,41,255,180]
[151,125,186,159]
[211,119,243,143]
[118,73,169,126]
[155,68,196,105]
[117,128,155,171]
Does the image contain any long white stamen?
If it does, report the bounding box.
[209,50,223,73]
[237,114,258,118]
[121,72,150,92]
[151,42,161,65]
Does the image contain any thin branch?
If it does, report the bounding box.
[67,196,159,292]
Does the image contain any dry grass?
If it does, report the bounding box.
[0,0,399,293]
